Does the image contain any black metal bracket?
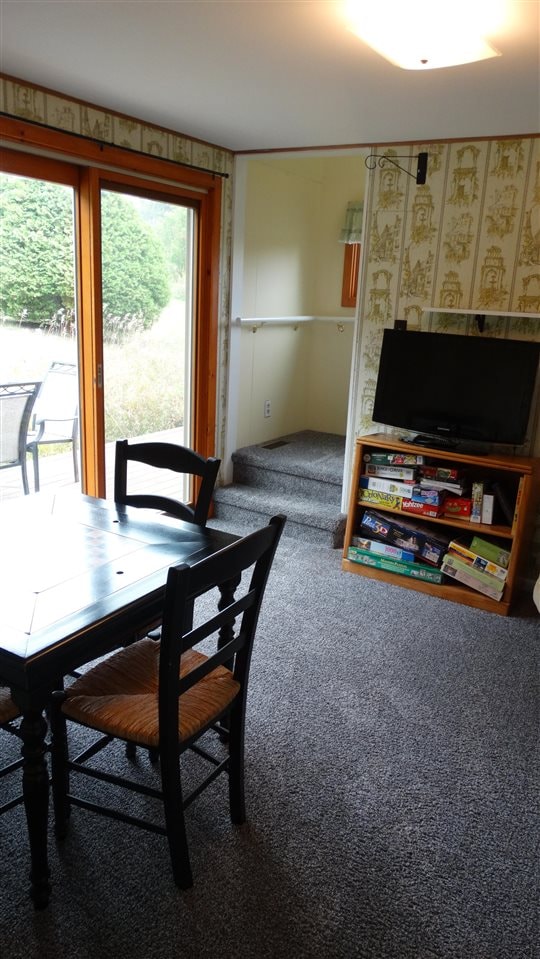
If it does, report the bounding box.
[475,314,486,333]
[365,152,428,185]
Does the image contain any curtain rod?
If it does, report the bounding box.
[0,112,230,179]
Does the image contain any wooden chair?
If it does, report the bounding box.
[0,381,41,495]
[26,361,79,492]
[114,438,222,761]
[114,438,221,526]
[0,687,24,814]
[50,514,285,889]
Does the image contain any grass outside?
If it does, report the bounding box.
[0,297,185,446]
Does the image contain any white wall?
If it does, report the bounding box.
[233,152,366,449]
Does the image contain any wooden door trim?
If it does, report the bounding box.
[1,118,223,490]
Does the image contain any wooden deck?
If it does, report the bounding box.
[0,428,185,504]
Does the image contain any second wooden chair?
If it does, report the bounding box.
[114,438,221,526]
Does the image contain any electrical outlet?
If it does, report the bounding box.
[264,400,271,418]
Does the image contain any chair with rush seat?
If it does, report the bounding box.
[50,514,285,889]
[114,438,221,761]
[0,688,24,814]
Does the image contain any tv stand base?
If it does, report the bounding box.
[402,434,489,456]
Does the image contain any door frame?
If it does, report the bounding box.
[0,118,222,496]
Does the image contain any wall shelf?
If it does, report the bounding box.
[422,307,539,319]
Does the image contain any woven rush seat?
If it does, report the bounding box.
[62,639,240,748]
[1,686,24,815]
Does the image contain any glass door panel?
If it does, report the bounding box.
[0,171,80,502]
[100,188,194,500]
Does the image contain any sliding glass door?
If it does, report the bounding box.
[0,131,221,504]
[100,186,195,498]
[0,164,81,502]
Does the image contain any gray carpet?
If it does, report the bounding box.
[1,520,539,959]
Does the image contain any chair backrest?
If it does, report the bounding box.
[114,438,221,525]
[33,361,79,442]
[158,514,286,747]
[0,381,41,468]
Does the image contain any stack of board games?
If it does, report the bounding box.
[359,454,471,519]
[440,536,510,601]
[347,509,452,584]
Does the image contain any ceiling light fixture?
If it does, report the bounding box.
[344,0,507,70]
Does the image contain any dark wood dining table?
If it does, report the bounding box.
[0,490,237,908]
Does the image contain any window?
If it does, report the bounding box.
[0,121,222,499]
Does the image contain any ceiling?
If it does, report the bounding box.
[1,1,539,153]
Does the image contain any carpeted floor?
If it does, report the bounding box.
[1,520,538,959]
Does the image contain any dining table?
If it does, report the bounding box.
[0,489,238,908]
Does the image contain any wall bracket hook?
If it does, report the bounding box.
[365,152,428,185]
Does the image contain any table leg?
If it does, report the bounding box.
[20,708,51,909]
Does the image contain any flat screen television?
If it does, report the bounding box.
[372,329,540,450]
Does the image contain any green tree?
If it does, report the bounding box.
[127,196,188,291]
[0,175,75,321]
[0,175,170,339]
[154,206,188,285]
[101,191,170,334]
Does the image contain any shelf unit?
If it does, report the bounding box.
[342,433,540,616]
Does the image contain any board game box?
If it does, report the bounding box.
[359,509,450,566]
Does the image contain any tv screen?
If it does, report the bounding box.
[372,329,540,448]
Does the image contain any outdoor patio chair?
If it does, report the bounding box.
[27,361,79,493]
[50,514,285,889]
[0,381,41,495]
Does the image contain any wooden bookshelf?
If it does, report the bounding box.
[342,433,540,616]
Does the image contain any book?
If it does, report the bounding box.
[481,493,495,525]
[513,477,524,528]
[446,540,508,582]
[365,463,417,481]
[401,498,444,518]
[469,536,511,569]
[491,480,514,525]
[442,497,472,519]
[359,475,415,497]
[358,488,403,509]
[441,553,505,593]
[347,548,444,584]
[363,451,426,466]
[470,481,484,523]
[441,558,504,601]
[350,536,416,563]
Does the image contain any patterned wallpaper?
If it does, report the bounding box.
[356,135,540,435]
[354,136,540,573]
[0,75,235,460]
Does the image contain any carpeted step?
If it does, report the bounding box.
[214,430,347,548]
[213,485,346,548]
[231,430,344,504]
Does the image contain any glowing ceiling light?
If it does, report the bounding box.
[344,0,508,70]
